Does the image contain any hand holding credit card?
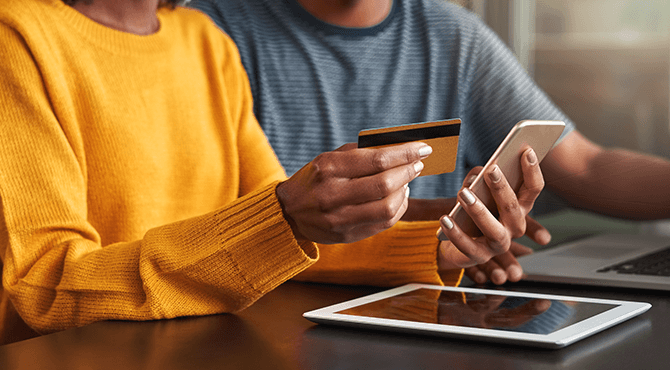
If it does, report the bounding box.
[358,119,461,177]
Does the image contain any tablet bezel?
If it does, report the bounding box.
[302,284,651,349]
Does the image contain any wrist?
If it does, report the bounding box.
[275,180,308,241]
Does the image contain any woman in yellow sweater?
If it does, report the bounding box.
[0,0,546,344]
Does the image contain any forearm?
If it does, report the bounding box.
[548,148,670,220]
[4,183,317,334]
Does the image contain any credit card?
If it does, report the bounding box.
[358,119,461,177]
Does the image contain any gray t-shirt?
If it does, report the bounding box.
[190,0,574,198]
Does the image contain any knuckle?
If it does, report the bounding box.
[316,196,334,212]
[471,252,490,265]
[499,199,520,215]
[311,154,337,180]
[524,172,545,191]
[488,233,511,254]
[508,218,527,239]
[528,180,545,193]
[374,176,394,198]
[320,213,340,231]
[371,151,391,172]
[451,236,488,265]
[380,201,398,222]
[509,225,525,239]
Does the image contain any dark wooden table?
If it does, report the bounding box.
[0,278,668,370]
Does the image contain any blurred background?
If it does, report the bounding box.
[451,0,670,239]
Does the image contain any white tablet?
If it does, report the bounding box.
[303,284,650,349]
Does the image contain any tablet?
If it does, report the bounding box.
[303,284,650,349]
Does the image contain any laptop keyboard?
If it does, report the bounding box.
[597,246,670,276]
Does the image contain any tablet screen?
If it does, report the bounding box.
[335,288,618,335]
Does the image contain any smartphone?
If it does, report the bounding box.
[437,120,565,240]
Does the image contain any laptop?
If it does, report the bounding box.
[518,233,670,291]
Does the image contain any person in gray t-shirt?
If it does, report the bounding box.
[190,0,670,284]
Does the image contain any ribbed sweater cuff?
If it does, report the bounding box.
[379,221,463,287]
[142,182,318,305]
[294,220,463,287]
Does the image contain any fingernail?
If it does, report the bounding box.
[526,149,537,165]
[405,184,410,198]
[414,161,424,174]
[488,165,501,183]
[464,174,477,187]
[441,215,453,230]
[460,188,476,205]
[418,145,433,158]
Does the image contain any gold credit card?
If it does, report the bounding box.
[358,119,461,177]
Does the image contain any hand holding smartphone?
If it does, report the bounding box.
[437,120,565,240]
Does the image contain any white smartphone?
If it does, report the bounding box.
[437,120,566,240]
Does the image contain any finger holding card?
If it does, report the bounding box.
[276,141,432,244]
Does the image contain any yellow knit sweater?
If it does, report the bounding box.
[0,0,461,344]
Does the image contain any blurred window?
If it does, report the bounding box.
[534,0,670,157]
[467,0,670,157]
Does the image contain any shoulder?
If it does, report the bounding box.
[0,0,56,33]
[0,0,72,64]
[166,6,227,37]
[401,0,490,50]
[188,0,268,36]
[417,0,513,62]
[165,6,240,55]
[412,0,484,30]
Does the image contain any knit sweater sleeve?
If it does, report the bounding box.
[0,7,460,337]
[298,221,464,287]
[0,22,317,334]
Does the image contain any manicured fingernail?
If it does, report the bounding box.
[460,188,476,205]
[465,174,477,187]
[418,145,433,158]
[414,161,424,173]
[526,149,537,165]
[441,215,453,230]
[488,165,501,183]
